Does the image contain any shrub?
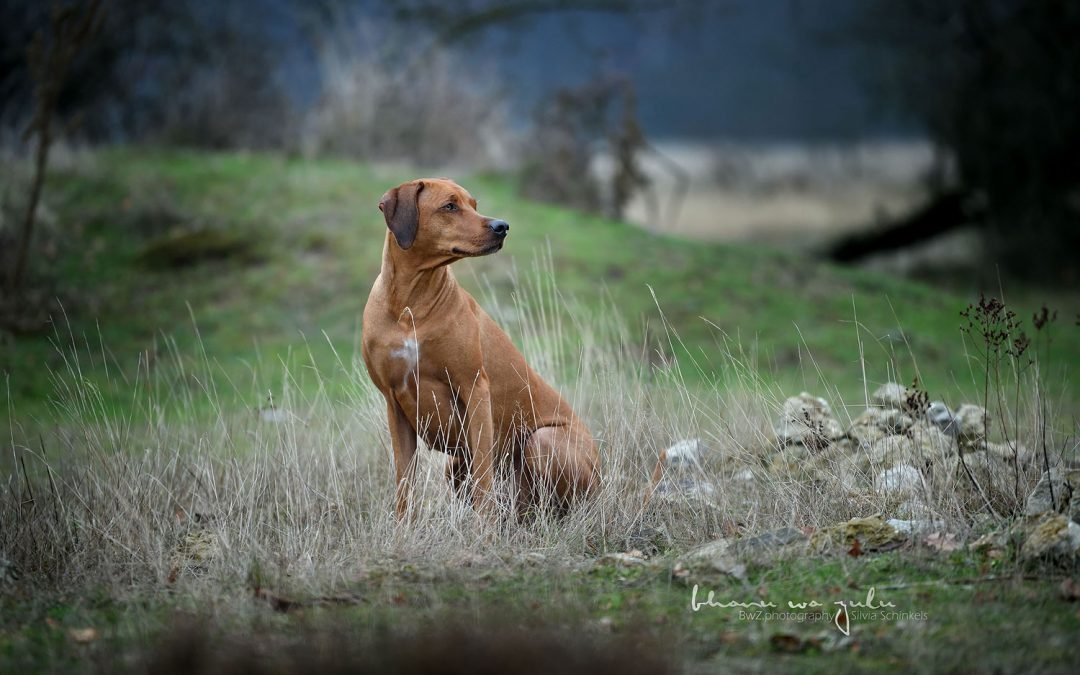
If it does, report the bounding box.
[303,17,510,168]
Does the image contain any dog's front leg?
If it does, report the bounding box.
[463,372,497,518]
[385,397,418,520]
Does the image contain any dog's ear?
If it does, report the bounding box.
[378,181,424,250]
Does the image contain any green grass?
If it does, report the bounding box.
[4,549,1078,673]
[2,147,1079,673]
[4,146,1078,429]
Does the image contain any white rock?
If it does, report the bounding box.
[774,392,845,447]
[1020,514,1080,559]
[985,441,1031,464]
[652,476,717,501]
[876,464,922,495]
[519,552,547,565]
[259,407,289,423]
[1025,469,1069,516]
[599,552,649,566]
[733,468,755,482]
[896,498,936,520]
[679,539,747,580]
[865,435,917,469]
[910,421,954,457]
[886,518,935,534]
[848,418,888,447]
[850,407,915,447]
[872,383,910,408]
[660,438,707,470]
[952,404,990,444]
[926,401,954,430]
[1068,522,1080,552]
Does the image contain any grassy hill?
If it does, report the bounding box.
[4,147,1077,429]
[3,148,1079,673]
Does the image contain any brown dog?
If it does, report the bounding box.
[361,179,599,519]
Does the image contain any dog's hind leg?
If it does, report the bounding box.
[445,454,471,501]
[520,426,598,516]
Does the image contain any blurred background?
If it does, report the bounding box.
[4,0,1078,276]
[1,0,1078,408]
[5,5,1080,669]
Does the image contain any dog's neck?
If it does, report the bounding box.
[381,233,459,320]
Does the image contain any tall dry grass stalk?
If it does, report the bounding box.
[302,14,511,169]
[1,255,1064,603]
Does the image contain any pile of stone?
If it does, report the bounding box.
[990,467,1080,562]
[769,384,1035,519]
[651,382,1060,524]
[650,381,1080,563]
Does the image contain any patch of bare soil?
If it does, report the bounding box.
[594,140,935,249]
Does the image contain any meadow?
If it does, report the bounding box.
[2,148,1079,673]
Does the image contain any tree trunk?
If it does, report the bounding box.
[827,190,985,263]
[8,117,51,294]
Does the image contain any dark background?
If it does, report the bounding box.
[2,0,1078,288]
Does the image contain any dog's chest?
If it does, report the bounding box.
[366,326,422,391]
[387,336,419,389]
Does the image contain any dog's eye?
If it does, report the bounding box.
[442,202,458,212]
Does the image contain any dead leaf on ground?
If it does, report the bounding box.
[848,538,864,557]
[68,627,98,644]
[1060,578,1080,602]
[770,633,805,653]
[973,590,999,604]
[253,586,366,613]
[925,532,961,552]
[770,632,822,654]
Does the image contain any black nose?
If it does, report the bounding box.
[487,219,509,237]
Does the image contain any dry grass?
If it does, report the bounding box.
[602,140,934,246]
[1,255,1064,609]
[302,15,511,170]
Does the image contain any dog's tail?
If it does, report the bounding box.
[642,448,668,507]
[643,439,711,507]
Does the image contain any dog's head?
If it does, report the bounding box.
[378,178,509,260]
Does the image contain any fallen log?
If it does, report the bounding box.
[827,190,986,263]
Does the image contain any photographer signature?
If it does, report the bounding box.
[690,584,896,635]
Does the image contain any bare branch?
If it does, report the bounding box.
[7,0,103,296]
[396,0,672,45]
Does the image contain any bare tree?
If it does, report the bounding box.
[7,0,102,296]
[2,1,294,147]
[520,75,649,218]
[845,0,1080,280]
[391,0,672,46]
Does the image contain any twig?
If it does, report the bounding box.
[253,586,366,613]
[957,438,1001,521]
[18,452,34,507]
[8,0,103,294]
[40,434,66,527]
[877,573,1054,591]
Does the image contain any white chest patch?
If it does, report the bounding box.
[390,338,419,388]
